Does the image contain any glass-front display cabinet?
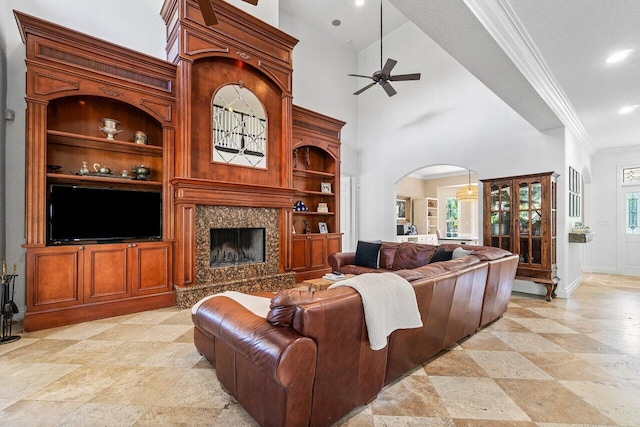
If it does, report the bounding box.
[482,172,558,301]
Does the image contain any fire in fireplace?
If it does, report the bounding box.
[210,227,266,267]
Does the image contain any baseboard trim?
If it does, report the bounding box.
[512,279,548,297]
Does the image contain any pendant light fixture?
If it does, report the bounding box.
[456,170,478,202]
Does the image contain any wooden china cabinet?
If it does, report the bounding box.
[482,172,559,301]
[16,12,177,331]
[291,106,345,282]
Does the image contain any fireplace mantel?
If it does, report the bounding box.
[172,178,295,208]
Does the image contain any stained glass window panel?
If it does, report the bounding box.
[626,192,640,234]
[623,168,640,183]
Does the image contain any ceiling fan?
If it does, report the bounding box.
[197,0,259,26]
[348,0,421,97]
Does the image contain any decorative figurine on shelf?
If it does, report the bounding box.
[133,131,147,145]
[293,200,309,211]
[78,161,90,175]
[131,165,150,180]
[1,261,20,344]
[98,118,123,140]
[303,220,311,234]
[93,163,113,175]
[304,147,311,169]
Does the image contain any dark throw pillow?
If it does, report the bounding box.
[429,248,453,264]
[353,240,382,269]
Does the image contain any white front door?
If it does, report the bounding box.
[619,185,640,276]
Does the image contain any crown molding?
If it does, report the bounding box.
[463,0,595,154]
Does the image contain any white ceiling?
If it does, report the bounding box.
[279,0,640,168]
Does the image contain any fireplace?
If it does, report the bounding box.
[210,227,265,267]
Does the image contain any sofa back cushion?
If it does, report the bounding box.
[379,242,401,270]
[391,242,438,270]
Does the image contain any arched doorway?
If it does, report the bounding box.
[395,164,479,244]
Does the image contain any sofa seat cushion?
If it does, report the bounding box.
[339,265,392,275]
[392,269,425,282]
[391,243,438,270]
[439,244,512,261]
[440,255,481,271]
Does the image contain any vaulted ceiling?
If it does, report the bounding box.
[280,0,640,155]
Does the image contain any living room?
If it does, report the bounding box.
[1,0,639,425]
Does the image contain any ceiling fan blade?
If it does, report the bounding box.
[381,58,397,75]
[381,81,397,97]
[197,0,218,26]
[354,82,377,95]
[389,73,421,81]
[348,74,374,80]
[198,0,258,26]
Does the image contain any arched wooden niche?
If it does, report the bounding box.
[190,57,284,186]
[212,83,267,169]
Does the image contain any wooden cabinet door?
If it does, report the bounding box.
[83,244,130,303]
[326,233,342,261]
[26,246,84,310]
[308,235,327,270]
[130,242,172,295]
[291,235,311,272]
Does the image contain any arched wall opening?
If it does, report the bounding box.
[395,164,480,244]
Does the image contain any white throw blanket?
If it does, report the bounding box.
[191,291,272,318]
[329,272,423,350]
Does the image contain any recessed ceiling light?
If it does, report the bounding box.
[619,105,638,114]
[332,19,341,26]
[355,0,365,6]
[606,49,633,64]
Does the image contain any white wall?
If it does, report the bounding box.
[560,128,593,296]
[586,147,640,274]
[278,9,359,177]
[355,22,565,237]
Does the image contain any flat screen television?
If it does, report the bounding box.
[48,184,162,244]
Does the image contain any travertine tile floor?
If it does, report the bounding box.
[0,273,639,426]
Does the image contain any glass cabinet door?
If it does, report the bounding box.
[489,183,511,251]
[517,179,542,265]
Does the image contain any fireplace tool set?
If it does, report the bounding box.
[1,261,20,344]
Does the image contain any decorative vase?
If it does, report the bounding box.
[98,118,123,140]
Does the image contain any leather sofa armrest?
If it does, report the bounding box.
[194,297,317,387]
[328,251,356,272]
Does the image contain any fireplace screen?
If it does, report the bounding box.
[210,228,266,267]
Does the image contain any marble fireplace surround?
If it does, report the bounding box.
[175,205,295,308]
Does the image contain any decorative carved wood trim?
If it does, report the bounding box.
[141,98,173,122]
[172,178,294,208]
[184,28,230,56]
[258,60,292,94]
[97,86,125,97]
[33,72,79,96]
[16,11,176,96]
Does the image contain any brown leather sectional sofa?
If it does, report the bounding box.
[192,242,518,426]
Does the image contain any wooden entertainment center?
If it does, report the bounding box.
[16,0,344,330]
